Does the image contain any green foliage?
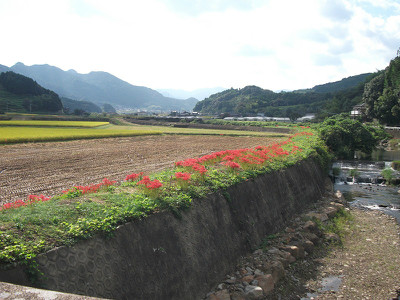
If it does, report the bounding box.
[381,168,394,184]
[363,57,400,125]
[323,208,354,243]
[349,169,360,178]
[332,167,341,177]
[318,114,386,159]
[260,234,279,249]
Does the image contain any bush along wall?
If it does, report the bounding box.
[0,128,331,298]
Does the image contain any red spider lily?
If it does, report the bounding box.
[175,172,191,181]
[63,178,116,196]
[27,194,51,202]
[191,163,207,174]
[175,158,199,167]
[125,172,144,182]
[1,194,51,211]
[221,161,241,169]
[174,172,192,189]
[222,155,236,161]
[1,200,27,210]
[102,178,116,186]
[146,180,163,190]
[136,176,163,198]
[137,176,163,190]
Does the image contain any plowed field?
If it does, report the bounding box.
[0,135,285,205]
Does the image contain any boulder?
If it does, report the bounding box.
[255,274,275,294]
[207,289,231,300]
[244,285,263,299]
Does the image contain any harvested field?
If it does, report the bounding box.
[0,135,284,206]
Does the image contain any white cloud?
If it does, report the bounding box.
[0,0,399,91]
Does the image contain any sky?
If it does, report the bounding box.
[0,0,399,92]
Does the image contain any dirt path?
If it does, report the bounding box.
[271,208,400,299]
[0,135,282,206]
[305,209,400,299]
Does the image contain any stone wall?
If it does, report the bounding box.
[0,159,327,299]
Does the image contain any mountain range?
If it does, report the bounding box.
[0,63,198,112]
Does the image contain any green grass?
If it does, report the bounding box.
[0,120,110,127]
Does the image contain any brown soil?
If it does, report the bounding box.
[0,135,283,205]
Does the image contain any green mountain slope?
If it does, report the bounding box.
[0,71,63,114]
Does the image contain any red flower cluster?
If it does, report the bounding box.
[175,172,191,181]
[174,132,310,173]
[221,161,240,169]
[1,194,51,211]
[137,176,163,190]
[63,178,116,195]
[125,172,144,181]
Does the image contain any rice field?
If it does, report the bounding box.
[0,120,110,127]
[0,126,162,144]
[107,124,289,137]
[0,119,289,144]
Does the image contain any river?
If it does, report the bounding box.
[332,149,400,224]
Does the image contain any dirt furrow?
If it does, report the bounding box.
[0,135,283,205]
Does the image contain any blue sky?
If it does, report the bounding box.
[0,0,399,91]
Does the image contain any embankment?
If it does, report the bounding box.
[0,158,327,299]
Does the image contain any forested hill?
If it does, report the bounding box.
[193,73,373,118]
[60,97,102,114]
[303,73,372,93]
[363,56,400,125]
[0,71,63,113]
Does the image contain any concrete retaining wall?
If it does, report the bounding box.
[0,159,327,299]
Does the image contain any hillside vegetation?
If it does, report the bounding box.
[363,56,400,125]
[0,71,62,114]
[61,97,102,114]
[194,74,372,118]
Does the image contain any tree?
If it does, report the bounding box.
[363,57,400,125]
[318,114,387,159]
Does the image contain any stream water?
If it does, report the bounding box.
[332,149,400,224]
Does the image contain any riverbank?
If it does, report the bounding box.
[204,190,400,300]
[271,208,400,299]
